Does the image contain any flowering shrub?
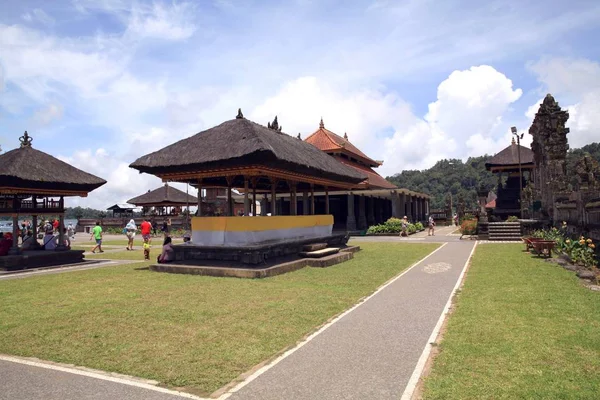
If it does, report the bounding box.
[532,223,597,269]
[506,215,519,222]
[366,218,417,235]
[460,219,478,235]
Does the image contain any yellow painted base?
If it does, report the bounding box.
[191,215,333,232]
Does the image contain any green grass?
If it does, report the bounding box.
[0,242,437,396]
[423,244,600,400]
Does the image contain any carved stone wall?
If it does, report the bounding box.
[529,94,570,218]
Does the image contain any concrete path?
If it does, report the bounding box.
[225,232,475,399]
[0,358,201,400]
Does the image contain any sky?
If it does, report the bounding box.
[1,0,599,209]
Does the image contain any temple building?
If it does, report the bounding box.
[300,119,429,230]
[485,138,534,220]
[128,183,197,217]
[0,131,105,269]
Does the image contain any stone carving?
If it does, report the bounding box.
[267,116,282,132]
[529,94,570,218]
[19,131,33,148]
[574,154,600,190]
[236,108,244,119]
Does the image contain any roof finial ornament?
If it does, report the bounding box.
[344,132,348,140]
[297,133,302,140]
[511,137,516,145]
[319,117,324,129]
[267,115,282,132]
[236,108,244,119]
[19,131,33,148]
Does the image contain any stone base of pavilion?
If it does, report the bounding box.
[0,250,85,272]
[150,245,360,279]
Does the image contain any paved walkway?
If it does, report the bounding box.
[226,228,474,399]
[1,228,474,400]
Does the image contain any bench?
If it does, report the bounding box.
[522,237,545,252]
[530,240,556,258]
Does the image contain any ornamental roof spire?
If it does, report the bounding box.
[319,117,324,129]
[19,131,33,148]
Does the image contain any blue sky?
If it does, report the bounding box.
[1,0,599,208]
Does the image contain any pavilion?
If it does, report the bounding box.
[485,138,534,219]
[299,119,430,230]
[130,110,366,264]
[107,203,137,218]
[128,184,197,217]
[0,132,106,269]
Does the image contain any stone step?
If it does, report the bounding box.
[299,247,340,258]
[302,243,327,252]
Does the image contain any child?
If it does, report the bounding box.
[143,238,151,260]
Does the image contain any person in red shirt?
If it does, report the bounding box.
[52,219,60,233]
[140,218,152,243]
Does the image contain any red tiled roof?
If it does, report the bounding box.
[485,199,496,209]
[304,121,381,167]
[338,158,397,189]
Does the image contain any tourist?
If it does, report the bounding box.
[42,222,56,250]
[183,233,191,243]
[60,228,71,249]
[52,219,60,233]
[161,219,169,237]
[90,221,104,253]
[0,233,13,256]
[125,219,137,250]
[67,223,75,239]
[428,215,435,236]
[140,218,152,243]
[151,219,158,235]
[157,236,174,263]
[401,216,409,237]
[43,220,54,235]
[143,237,151,260]
[21,230,37,251]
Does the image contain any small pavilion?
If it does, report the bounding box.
[485,138,534,219]
[107,203,136,217]
[0,132,106,268]
[130,110,365,262]
[128,184,197,217]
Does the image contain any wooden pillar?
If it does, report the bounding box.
[270,179,277,216]
[197,179,202,216]
[9,214,19,255]
[243,177,250,216]
[289,181,297,216]
[303,191,309,215]
[367,196,375,226]
[57,213,66,251]
[310,184,315,215]
[260,194,267,216]
[358,195,367,229]
[226,176,234,216]
[346,193,357,231]
[391,191,399,218]
[325,187,330,215]
[252,178,257,216]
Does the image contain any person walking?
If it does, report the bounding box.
[428,215,436,236]
[401,216,409,237]
[125,219,137,250]
[67,223,75,240]
[140,218,152,243]
[90,221,104,253]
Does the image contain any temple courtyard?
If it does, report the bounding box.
[1,227,598,399]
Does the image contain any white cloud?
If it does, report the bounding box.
[31,103,64,127]
[381,65,523,175]
[22,9,56,26]
[125,2,196,40]
[528,58,600,148]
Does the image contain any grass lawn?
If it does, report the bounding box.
[0,242,437,396]
[423,244,600,399]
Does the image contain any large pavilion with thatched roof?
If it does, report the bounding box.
[130,110,365,263]
[0,131,106,269]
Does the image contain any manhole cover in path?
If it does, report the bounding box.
[423,262,452,274]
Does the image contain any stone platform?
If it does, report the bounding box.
[172,233,350,265]
[150,245,359,279]
[0,250,85,271]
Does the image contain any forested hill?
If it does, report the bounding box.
[386,143,600,210]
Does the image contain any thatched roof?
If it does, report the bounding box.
[128,184,197,206]
[0,133,106,195]
[130,115,366,188]
[485,141,534,170]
